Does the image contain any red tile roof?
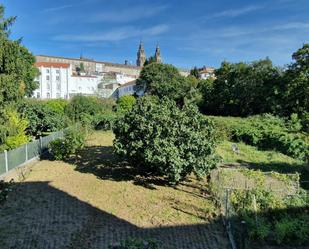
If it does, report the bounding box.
[35,62,70,68]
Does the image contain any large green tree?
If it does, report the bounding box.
[0,4,38,106]
[136,63,194,105]
[281,44,309,117]
[113,96,219,184]
[0,4,38,148]
[202,59,283,116]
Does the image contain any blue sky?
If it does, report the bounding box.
[2,0,309,68]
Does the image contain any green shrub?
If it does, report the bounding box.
[116,95,136,114]
[48,125,86,160]
[45,99,68,114]
[0,108,29,150]
[109,237,161,249]
[113,97,219,184]
[92,113,117,130]
[19,99,68,137]
[48,138,68,160]
[0,180,14,204]
[65,95,102,121]
[212,114,309,161]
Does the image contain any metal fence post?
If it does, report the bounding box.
[25,143,28,162]
[4,150,8,172]
[40,137,43,154]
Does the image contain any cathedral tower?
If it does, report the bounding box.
[136,41,146,67]
[154,44,162,63]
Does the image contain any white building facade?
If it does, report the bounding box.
[33,62,137,99]
[33,62,71,99]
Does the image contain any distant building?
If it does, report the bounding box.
[33,62,71,99]
[199,67,215,79]
[34,42,190,99]
[116,80,144,98]
[136,42,146,67]
[154,44,162,63]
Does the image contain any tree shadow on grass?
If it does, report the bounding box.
[0,181,230,249]
[236,160,309,189]
[66,146,170,189]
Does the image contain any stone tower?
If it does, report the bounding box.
[136,41,146,67]
[154,44,162,63]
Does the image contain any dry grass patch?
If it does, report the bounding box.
[0,130,229,249]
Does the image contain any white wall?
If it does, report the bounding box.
[33,66,71,99]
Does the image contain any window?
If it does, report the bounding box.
[57,82,61,91]
[56,69,60,74]
[46,75,50,81]
[36,92,40,99]
[56,75,60,81]
[46,69,50,73]
[46,92,50,99]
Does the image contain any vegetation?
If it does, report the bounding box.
[0,5,37,150]
[116,95,136,114]
[211,114,309,161]
[0,180,13,204]
[48,125,86,160]
[113,97,219,184]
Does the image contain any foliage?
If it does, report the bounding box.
[190,66,200,79]
[109,237,161,249]
[0,5,38,105]
[19,99,68,137]
[113,96,219,184]
[116,95,136,114]
[0,107,29,151]
[201,59,283,116]
[48,125,86,160]
[281,44,309,117]
[92,113,118,130]
[144,56,157,66]
[211,115,309,161]
[45,99,68,115]
[211,166,309,246]
[65,95,102,121]
[0,180,14,204]
[136,63,187,105]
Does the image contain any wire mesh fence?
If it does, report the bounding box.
[0,130,65,177]
[210,167,307,249]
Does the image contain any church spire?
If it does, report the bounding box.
[154,44,162,63]
[136,41,146,67]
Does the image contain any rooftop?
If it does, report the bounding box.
[35,62,70,68]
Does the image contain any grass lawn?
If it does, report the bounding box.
[217,140,309,189]
[0,131,229,249]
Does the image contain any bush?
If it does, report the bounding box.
[92,113,118,130]
[19,99,68,137]
[45,99,68,115]
[113,97,219,184]
[212,114,309,161]
[48,125,86,160]
[0,108,29,151]
[116,95,136,114]
[65,95,102,121]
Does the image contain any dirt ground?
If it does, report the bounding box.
[0,131,230,249]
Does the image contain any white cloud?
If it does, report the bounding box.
[42,5,74,13]
[88,4,169,23]
[53,24,169,42]
[207,5,265,19]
